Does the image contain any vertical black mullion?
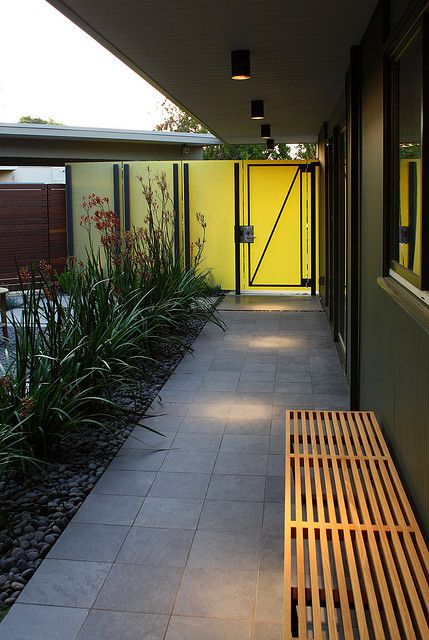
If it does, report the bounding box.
[123,163,130,232]
[65,165,73,256]
[421,13,429,289]
[332,126,340,340]
[299,167,303,285]
[234,162,241,294]
[349,45,362,410]
[113,163,120,225]
[46,185,51,264]
[310,164,316,296]
[183,163,191,270]
[173,163,180,264]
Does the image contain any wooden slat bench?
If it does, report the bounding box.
[284,410,429,639]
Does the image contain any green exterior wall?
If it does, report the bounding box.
[319,0,429,536]
[359,0,429,536]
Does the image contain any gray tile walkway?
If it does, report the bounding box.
[0,296,349,640]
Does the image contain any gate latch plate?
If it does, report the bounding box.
[239,225,255,243]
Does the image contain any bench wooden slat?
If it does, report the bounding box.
[284,410,429,640]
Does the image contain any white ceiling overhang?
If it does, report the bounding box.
[46,0,378,143]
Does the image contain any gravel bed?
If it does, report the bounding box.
[0,315,213,610]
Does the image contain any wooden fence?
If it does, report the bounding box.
[0,184,66,287]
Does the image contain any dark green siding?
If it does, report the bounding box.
[319,0,429,535]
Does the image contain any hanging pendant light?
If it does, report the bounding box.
[261,124,271,139]
[266,139,275,151]
[231,50,250,80]
[251,100,264,119]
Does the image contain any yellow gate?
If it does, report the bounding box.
[241,161,316,292]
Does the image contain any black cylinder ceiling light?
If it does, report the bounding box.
[266,138,275,151]
[261,123,271,139]
[251,100,264,119]
[231,50,251,80]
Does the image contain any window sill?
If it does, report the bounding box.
[377,276,429,336]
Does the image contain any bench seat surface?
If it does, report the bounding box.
[284,410,429,640]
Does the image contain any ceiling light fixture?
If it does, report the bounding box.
[261,124,271,139]
[231,50,250,80]
[251,100,264,119]
[266,139,275,151]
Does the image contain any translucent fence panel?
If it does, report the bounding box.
[124,160,181,264]
[66,162,120,261]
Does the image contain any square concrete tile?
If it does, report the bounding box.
[165,616,252,640]
[135,497,203,529]
[193,391,237,404]
[139,414,184,434]
[172,432,222,452]
[123,427,175,450]
[174,567,257,619]
[214,453,268,476]
[199,379,240,391]
[160,450,217,474]
[48,523,128,562]
[207,475,266,502]
[225,417,271,436]
[146,402,190,417]
[179,416,227,433]
[267,454,285,476]
[265,476,285,503]
[73,494,144,526]
[0,604,88,640]
[254,572,284,624]
[109,449,167,472]
[158,389,198,403]
[93,469,155,497]
[229,404,272,420]
[220,435,269,454]
[198,500,263,532]
[186,403,232,419]
[163,375,202,391]
[240,370,276,382]
[269,435,285,454]
[76,610,169,640]
[188,529,260,570]
[148,472,210,499]
[262,503,284,534]
[94,564,183,614]
[18,559,110,608]
[259,533,284,573]
[117,527,193,567]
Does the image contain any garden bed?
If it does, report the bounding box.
[0,312,211,613]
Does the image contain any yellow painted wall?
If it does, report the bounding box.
[186,161,238,289]
[67,159,318,293]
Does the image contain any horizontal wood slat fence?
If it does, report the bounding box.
[284,410,429,639]
[0,184,66,287]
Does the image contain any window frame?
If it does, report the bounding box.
[384,10,429,291]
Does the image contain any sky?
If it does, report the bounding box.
[0,0,167,130]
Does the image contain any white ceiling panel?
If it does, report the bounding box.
[47,0,378,142]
